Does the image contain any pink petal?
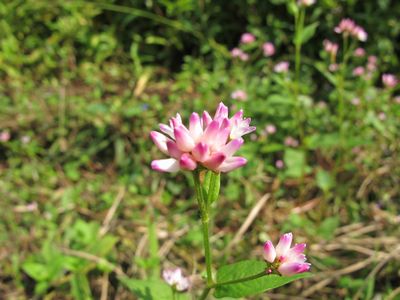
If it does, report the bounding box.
[159,123,174,139]
[292,243,306,254]
[202,120,220,144]
[150,131,170,154]
[151,158,180,172]
[278,262,311,276]
[202,152,226,170]
[189,112,203,141]
[180,153,197,171]
[170,113,182,127]
[216,156,247,172]
[174,125,195,152]
[214,102,229,120]
[263,241,276,263]
[192,142,209,162]
[220,138,244,157]
[166,140,182,159]
[202,111,212,129]
[276,233,293,257]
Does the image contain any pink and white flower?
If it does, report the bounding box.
[382,74,398,88]
[354,47,365,57]
[0,130,10,142]
[297,0,315,6]
[265,124,277,135]
[162,268,190,291]
[352,66,365,76]
[240,33,256,44]
[274,61,289,73]
[262,42,275,57]
[334,19,367,41]
[263,233,311,276]
[230,48,249,61]
[231,90,248,101]
[150,102,255,173]
[323,40,339,57]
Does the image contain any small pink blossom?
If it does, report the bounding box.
[0,130,10,142]
[323,40,339,57]
[351,98,361,106]
[240,33,256,44]
[378,112,386,121]
[150,102,255,173]
[352,66,365,76]
[334,19,367,41]
[297,0,315,6]
[354,48,365,57]
[162,268,190,291]
[21,136,31,144]
[394,96,400,104]
[284,136,299,147]
[329,63,339,72]
[274,61,289,73]
[275,160,284,169]
[263,233,310,276]
[231,90,248,101]
[230,48,249,61]
[262,42,275,57]
[368,55,377,64]
[382,74,398,88]
[265,124,277,134]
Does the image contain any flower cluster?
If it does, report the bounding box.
[162,268,190,291]
[382,74,398,88]
[334,18,367,41]
[150,102,256,173]
[274,61,289,73]
[323,40,339,58]
[297,0,315,7]
[263,233,311,276]
[231,47,249,61]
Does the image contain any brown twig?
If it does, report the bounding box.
[99,186,126,237]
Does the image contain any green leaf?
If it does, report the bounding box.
[214,260,311,298]
[316,169,335,192]
[297,22,319,45]
[317,217,340,240]
[71,272,92,300]
[22,262,49,281]
[119,277,189,300]
[284,149,310,178]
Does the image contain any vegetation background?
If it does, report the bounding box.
[0,0,399,299]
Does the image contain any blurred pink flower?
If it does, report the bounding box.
[334,19,367,41]
[352,66,365,76]
[284,136,299,147]
[382,74,398,88]
[150,102,255,173]
[354,47,365,57]
[263,233,311,276]
[368,55,377,64]
[21,136,31,144]
[231,90,248,101]
[262,42,275,57]
[0,130,10,142]
[329,63,339,72]
[317,101,327,109]
[240,33,256,44]
[275,160,284,169]
[265,124,277,134]
[378,112,386,121]
[231,48,249,61]
[351,98,361,106]
[297,0,315,6]
[323,40,339,57]
[274,61,289,73]
[162,268,190,291]
[394,96,400,104]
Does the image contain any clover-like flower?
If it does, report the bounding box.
[263,233,311,276]
[150,102,255,173]
[162,268,190,291]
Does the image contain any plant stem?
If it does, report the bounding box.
[210,270,267,288]
[193,171,214,287]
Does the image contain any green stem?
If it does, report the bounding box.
[193,171,214,286]
[211,271,267,288]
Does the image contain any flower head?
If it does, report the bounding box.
[354,47,365,57]
[352,66,365,77]
[0,130,10,142]
[263,233,310,276]
[230,48,249,61]
[351,98,361,106]
[382,74,398,88]
[240,33,256,44]
[298,0,315,7]
[274,61,289,73]
[323,40,339,58]
[334,18,367,41]
[262,42,275,57]
[231,90,248,101]
[150,102,255,173]
[162,268,190,291]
